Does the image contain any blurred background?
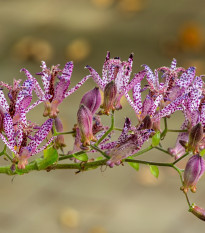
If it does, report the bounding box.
[0,0,205,232]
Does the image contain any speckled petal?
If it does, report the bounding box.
[153,95,186,121]
[32,136,56,155]
[176,67,195,88]
[0,90,9,111]
[28,118,53,151]
[64,75,91,98]
[3,113,15,147]
[85,65,105,89]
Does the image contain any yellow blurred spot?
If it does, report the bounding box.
[59,207,79,228]
[117,0,147,13]
[178,22,203,51]
[89,226,108,233]
[11,36,53,62]
[65,38,91,62]
[91,0,114,9]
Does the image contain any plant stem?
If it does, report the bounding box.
[167,129,188,133]
[59,151,86,161]
[95,111,115,146]
[155,146,172,156]
[54,131,75,136]
[173,152,189,165]
[125,158,172,167]
[131,145,153,157]
[161,117,168,139]
[90,145,110,159]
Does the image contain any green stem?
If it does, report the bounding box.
[4,152,12,161]
[167,129,188,133]
[54,131,75,136]
[113,127,123,131]
[155,146,172,156]
[95,111,115,146]
[125,158,172,167]
[53,159,108,170]
[173,152,189,165]
[90,145,110,159]
[58,151,86,161]
[161,117,168,139]
[131,145,153,157]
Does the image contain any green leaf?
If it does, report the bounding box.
[152,131,161,147]
[200,149,205,157]
[73,153,88,162]
[95,156,104,161]
[128,162,139,171]
[36,147,58,170]
[149,165,159,178]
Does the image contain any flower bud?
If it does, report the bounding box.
[101,81,117,115]
[80,87,101,115]
[54,117,66,149]
[189,204,205,221]
[181,154,205,193]
[77,104,96,146]
[188,123,203,152]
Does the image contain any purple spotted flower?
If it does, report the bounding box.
[126,89,163,125]
[0,78,36,129]
[168,74,204,158]
[142,58,185,95]
[0,113,55,169]
[85,52,145,114]
[22,61,91,118]
[105,118,152,167]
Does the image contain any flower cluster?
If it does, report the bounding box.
[0,61,90,168]
[1,52,205,221]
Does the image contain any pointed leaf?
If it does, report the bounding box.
[73,153,88,162]
[36,147,58,170]
[95,156,104,161]
[200,149,205,157]
[149,165,159,178]
[128,162,139,171]
[152,131,160,147]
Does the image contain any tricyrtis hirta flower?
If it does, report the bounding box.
[0,113,55,169]
[181,154,205,193]
[0,78,34,125]
[85,52,145,114]
[105,118,152,167]
[22,61,91,118]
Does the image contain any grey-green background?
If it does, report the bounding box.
[0,0,205,232]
